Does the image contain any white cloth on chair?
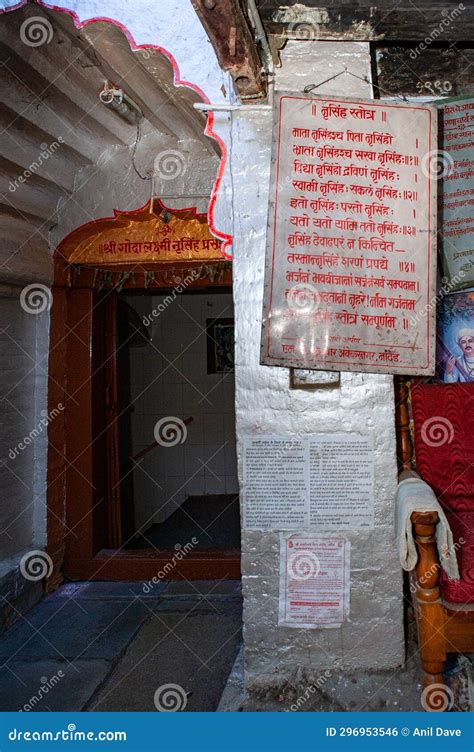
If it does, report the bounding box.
[396,475,460,581]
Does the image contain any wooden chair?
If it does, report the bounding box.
[395,378,474,710]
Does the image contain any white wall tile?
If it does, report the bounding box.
[125,290,238,526]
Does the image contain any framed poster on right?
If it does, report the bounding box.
[436,290,474,383]
[438,96,474,291]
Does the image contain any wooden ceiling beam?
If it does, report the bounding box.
[257,1,474,42]
[192,0,266,100]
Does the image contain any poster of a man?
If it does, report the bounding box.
[445,328,474,382]
[436,291,474,383]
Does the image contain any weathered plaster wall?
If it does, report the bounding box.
[36,0,230,106]
[0,0,234,250]
[51,135,219,248]
[0,293,48,556]
[219,41,404,692]
[0,288,49,633]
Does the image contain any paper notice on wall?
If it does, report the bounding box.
[243,434,373,530]
[279,534,350,628]
[309,434,373,528]
[243,437,308,528]
[260,92,438,375]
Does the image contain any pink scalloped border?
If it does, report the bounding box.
[1,0,233,258]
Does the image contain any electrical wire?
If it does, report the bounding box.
[131,120,152,181]
[304,67,409,102]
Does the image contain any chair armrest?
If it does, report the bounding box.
[396,472,459,579]
[411,511,441,594]
[411,510,440,526]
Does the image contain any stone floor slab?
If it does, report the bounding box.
[0,659,111,711]
[217,645,244,711]
[0,597,151,662]
[91,603,242,712]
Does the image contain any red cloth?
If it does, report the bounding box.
[440,512,474,604]
[411,383,474,513]
[411,382,474,604]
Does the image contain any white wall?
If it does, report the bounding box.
[213,41,405,691]
[126,292,238,531]
[51,134,219,250]
[0,289,49,573]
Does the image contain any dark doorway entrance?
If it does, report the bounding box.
[116,288,240,558]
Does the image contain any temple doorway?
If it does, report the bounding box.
[48,200,240,582]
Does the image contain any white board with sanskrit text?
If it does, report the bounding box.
[260,93,438,375]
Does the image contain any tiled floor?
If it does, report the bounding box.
[0,580,242,712]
